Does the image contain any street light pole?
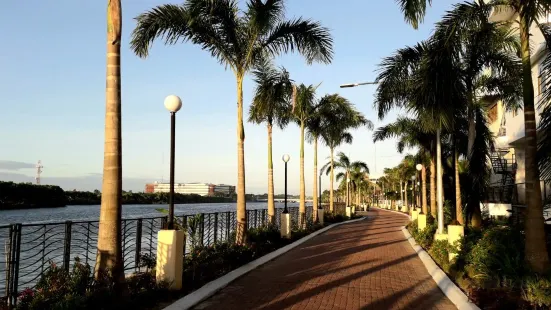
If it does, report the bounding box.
[340,81,378,88]
[164,95,182,230]
[283,154,290,214]
[318,171,322,209]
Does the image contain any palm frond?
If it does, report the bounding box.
[261,18,333,65]
[396,0,432,29]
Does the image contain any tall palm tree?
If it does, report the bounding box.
[397,0,551,275]
[538,24,551,183]
[319,95,370,211]
[433,1,523,226]
[373,117,434,215]
[326,152,369,208]
[488,0,551,274]
[350,166,370,206]
[375,37,461,234]
[292,83,319,226]
[130,0,333,244]
[306,97,326,220]
[96,0,123,283]
[248,60,292,224]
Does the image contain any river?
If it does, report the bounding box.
[0,202,301,225]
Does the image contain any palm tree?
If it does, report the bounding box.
[306,97,325,221]
[96,0,123,283]
[350,166,370,206]
[397,0,551,275]
[326,152,369,208]
[292,84,319,226]
[130,0,333,244]
[373,117,434,215]
[248,60,292,224]
[489,0,551,275]
[318,95,370,211]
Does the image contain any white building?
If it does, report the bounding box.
[484,7,551,217]
[146,182,235,197]
[213,184,236,197]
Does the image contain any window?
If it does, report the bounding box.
[512,109,518,117]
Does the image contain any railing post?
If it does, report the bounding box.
[214,213,218,243]
[8,224,22,308]
[63,221,72,272]
[182,216,188,256]
[135,219,143,271]
[200,214,205,247]
[226,212,230,240]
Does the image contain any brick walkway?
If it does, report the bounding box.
[193,209,456,310]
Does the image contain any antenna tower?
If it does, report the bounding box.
[36,160,43,185]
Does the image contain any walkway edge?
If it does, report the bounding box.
[163,216,367,310]
[374,208,479,310]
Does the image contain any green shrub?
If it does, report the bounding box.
[523,274,551,307]
[415,222,438,249]
[407,220,418,239]
[324,212,349,224]
[16,258,168,310]
[429,240,452,272]
[465,226,525,288]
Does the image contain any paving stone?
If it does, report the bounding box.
[193,209,456,310]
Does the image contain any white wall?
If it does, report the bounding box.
[482,202,512,217]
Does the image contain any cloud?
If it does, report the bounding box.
[0,160,35,171]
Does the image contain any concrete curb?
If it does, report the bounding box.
[164,216,367,310]
[375,208,479,310]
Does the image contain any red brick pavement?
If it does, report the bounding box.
[193,209,456,310]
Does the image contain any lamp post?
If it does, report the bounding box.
[282,154,290,213]
[411,175,416,209]
[281,154,291,238]
[318,170,323,209]
[164,95,182,230]
[416,164,424,213]
[339,81,378,88]
[156,95,184,291]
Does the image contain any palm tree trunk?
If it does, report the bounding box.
[330,147,335,212]
[430,152,437,218]
[404,181,408,210]
[400,181,404,209]
[436,128,444,234]
[454,143,463,225]
[236,75,247,245]
[422,165,427,215]
[299,121,306,228]
[96,0,123,283]
[313,136,318,221]
[520,13,550,273]
[267,124,275,224]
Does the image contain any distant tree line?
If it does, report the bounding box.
[0,181,235,210]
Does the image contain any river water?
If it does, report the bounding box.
[0,202,301,225]
[0,202,304,296]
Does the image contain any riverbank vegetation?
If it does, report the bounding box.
[0,181,233,210]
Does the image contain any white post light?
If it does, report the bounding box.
[157,95,184,290]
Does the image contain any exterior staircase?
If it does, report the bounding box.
[488,149,517,203]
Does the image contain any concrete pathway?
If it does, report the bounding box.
[193,209,456,310]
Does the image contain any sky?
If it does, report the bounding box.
[0,0,456,195]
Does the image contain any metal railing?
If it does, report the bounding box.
[485,180,551,205]
[0,204,345,304]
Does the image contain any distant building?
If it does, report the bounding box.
[144,182,235,197]
[213,184,236,197]
[145,183,155,193]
